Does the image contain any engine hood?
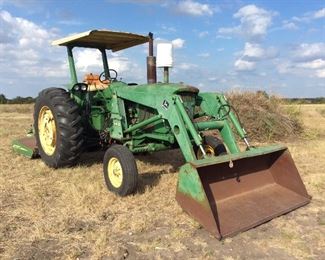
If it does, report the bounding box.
[114,82,199,97]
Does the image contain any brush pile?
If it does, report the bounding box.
[226,91,303,142]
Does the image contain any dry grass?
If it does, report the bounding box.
[0,103,324,259]
[227,91,303,142]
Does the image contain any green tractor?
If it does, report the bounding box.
[13,30,311,239]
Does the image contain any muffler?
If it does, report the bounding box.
[176,145,311,239]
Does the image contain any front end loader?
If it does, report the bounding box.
[12,30,311,239]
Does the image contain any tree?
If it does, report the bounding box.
[0,94,7,104]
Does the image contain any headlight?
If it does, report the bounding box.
[81,84,87,91]
[73,85,80,91]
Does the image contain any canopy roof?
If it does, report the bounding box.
[52,30,149,52]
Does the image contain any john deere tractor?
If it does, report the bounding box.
[13,30,311,239]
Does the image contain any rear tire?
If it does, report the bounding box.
[197,135,227,159]
[103,144,138,196]
[34,88,84,168]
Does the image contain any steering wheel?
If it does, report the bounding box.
[99,69,118,83]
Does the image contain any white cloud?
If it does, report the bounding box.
[74,49,141,80]
[0,10,68,97]
[75,49,102,72]
[0,10,144,97]
[234,59,256,71]
[281,21,298,30]
[276,43,325,79]
[314,8,325,19]
[293,43,325,61]
[177,0,214,16]
[296,59,325,69]
[110,57,138,75]
[233,42,277,71]
[242,42,277,60]
[172,38,185,49]
[218,5,275,41]
[292,8,325,23]
[242,42,265,59]
[0,10,55,47]
[0,10,64,77]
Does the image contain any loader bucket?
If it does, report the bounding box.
[176,145,311,239]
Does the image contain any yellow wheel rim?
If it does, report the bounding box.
[108,157,123,188]
[38,106,56,156]
[197,145,215,159]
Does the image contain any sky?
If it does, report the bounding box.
[0,0,324,98]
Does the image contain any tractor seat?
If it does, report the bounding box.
[83,73,110,91]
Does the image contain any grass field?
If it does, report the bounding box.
[0,104,324,259]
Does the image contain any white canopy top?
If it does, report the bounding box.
[52,30,149,52]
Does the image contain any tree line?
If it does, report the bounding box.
[0,94,36,104]
[283,97,325,104]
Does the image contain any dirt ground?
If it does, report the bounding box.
[0,104,324,259]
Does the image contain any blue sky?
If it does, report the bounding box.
[0,0,324,98]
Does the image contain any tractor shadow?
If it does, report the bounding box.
[135,149,185,193]
[136,172,162,194]
[135,149,185,171]
[79,150,106,167]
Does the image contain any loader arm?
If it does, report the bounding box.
[197,93,250,153]
[111,86,202,162]
[110,83,255,161]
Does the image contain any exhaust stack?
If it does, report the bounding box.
[147,32,157,84]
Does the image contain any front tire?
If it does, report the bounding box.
[34,88,84,168]
[103,144,138,196]
[196,135,227,159]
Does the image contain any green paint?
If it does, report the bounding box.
[175,96,202,146]
[67,47,77,86]
[124,114,162,133]
[90,106,106,130]
[12,139,38,158]
[177,163,207,203]
[194,120,224,131]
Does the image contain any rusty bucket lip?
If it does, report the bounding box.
[189,144,287,168]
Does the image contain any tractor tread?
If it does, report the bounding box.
[34,87,84,168]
